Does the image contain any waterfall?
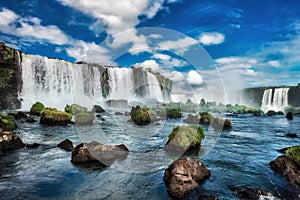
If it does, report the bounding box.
[261,88,289,112]
[19,54,167,110]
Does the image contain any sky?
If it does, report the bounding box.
[0,0,300,94]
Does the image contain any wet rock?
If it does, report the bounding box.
[25,143,40,148]
[286,112,294,120]
[30,102,45,116]
[286,133,297,138]
[183,114,200,124]
[40,108,72,125]
[71,141,129,166]
[92,105,105,113]
[57,139,73,151]
[211,117,232,130]
[163,158,211,199]
[199,195,219,200]
[0,131,24,151]
[114,112,123,116]
[232,187,275,200]
[124,111,130,116]
[269,155,300,190]
[25,117,37,123]
[130,106,157,126]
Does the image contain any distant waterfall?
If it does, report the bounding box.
[19,54,167,110]
[261,88,289,112]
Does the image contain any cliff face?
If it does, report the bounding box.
[0,43,173,110]
[0,43,22,110]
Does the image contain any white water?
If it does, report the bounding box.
[261,88,289,112]
[19,54,166,110]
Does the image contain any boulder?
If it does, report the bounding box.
[286,133,297,138]
[57,139,73,151]
[0,131,24,151]
[183,114,200,124]
[211,117,232,130]
[30,102,45,116]
[163,158,211,199]
[130,106,157,126]
[64,104,87,115]
[266,110,277,116]
[71,141,129,166]
[92,105,105,113]
[25,117,37,123]
[0,113,17,131]
[124,111,130,116]
[114,112,123,116]
[166,108,182,119]
[199,112,213,125]
[40,107,72,125]
[25,143,40,148]
[232,187,275,200]
[286,112,294,120]
[164,125,205,153]
[75,112,94,125]
[269,155,300,190]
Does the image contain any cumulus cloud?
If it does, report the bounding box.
[198,32,225,46]
[152,53,189,68]
[186,70,204,85]
[267,60,280,67]
[0,8,18,26]
[158,37,198,55]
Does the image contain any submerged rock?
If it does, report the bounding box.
[163,158,211,199]
[232,187,276,200]
[57,139,73,151]
[25,143,40,148]
[0,131,24,151]
[40,107,72,125]
[286,133,297,138]
[71,141,129,166]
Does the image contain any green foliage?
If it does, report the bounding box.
[0,113,17,130]
[131,106,157,126]
[75,112,94,125]
[168,125,205,149]
[40,107,72,124]
[286,146,300,166]
[64,104,87,115]
[92,105,105,113]
[0,69,15,89]
[199,112,214,121]
[30,102,45,115]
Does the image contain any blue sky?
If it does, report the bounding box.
[0,0,300,91]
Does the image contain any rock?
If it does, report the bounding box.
[155,122,161,125]
[64,104,87,115]
[130,106,157,126]
[199,195,218,200]
[199,112,213,125]
[25,143,40,148]
[286,112,294,120]
[124,111,130,116]
[25,117,37,123]
[40,107,72,125]
[75,112,94,125]
[278,146,298,153]
[183,114,200,124]
[232,187,275,200]
[166,108,182,119]
[266,110,277,116]
[71,141,129,166]
[114,112,123,116]
[92,105,105,113]
[0,131,24,151]
[11,111,28,120]
[0,113,17,131]
[211,117,232,130]
[163,158,211,199]
[57,139,73,151]
[30,102,45,116]
[286,133,297,138]
[277,111,284,115]
[269,155,300,190]
[164,125,205,154]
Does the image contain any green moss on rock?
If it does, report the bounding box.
[166,108,182,119]
[131,106,157,126]
[165,125,205,152]
[75,112,94,125]
[30,102,45,116]
[92,105,105,113]
[64,104,87,115]
[40,107,72,125]
[0,113,17,131]
[286,146,300,166]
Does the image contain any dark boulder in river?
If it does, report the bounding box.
[57,139,73,151]
[71,141,129,166]
[0,131,24,151]
[163,158,210,199]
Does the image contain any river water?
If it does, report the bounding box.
[0,113,299,200]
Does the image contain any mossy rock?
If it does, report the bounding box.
[199,112,214,125]
[64,104,87,115]
[286,146,300,167]
[130,106,157,126]
[277,111,284,115]
[0,113,17,131]
[30,102,45,116]
[211,117,232,130]
[266,110,277,116]
[166,108,182,119]
[165,125,205,152]
[92,105,105,113]
[40,108,72,125]
[75,112,94,125]
[286,112,294,120]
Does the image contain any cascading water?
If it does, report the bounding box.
[19,54,168,110]
[261,88,289,112]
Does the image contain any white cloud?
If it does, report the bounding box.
[0,8,18,26]
[152,53,189,68]
[186,70,203,85]
[158,37,198,55]
[267,60,280,67]
[198,32,225,46]
[133,59,161,72]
